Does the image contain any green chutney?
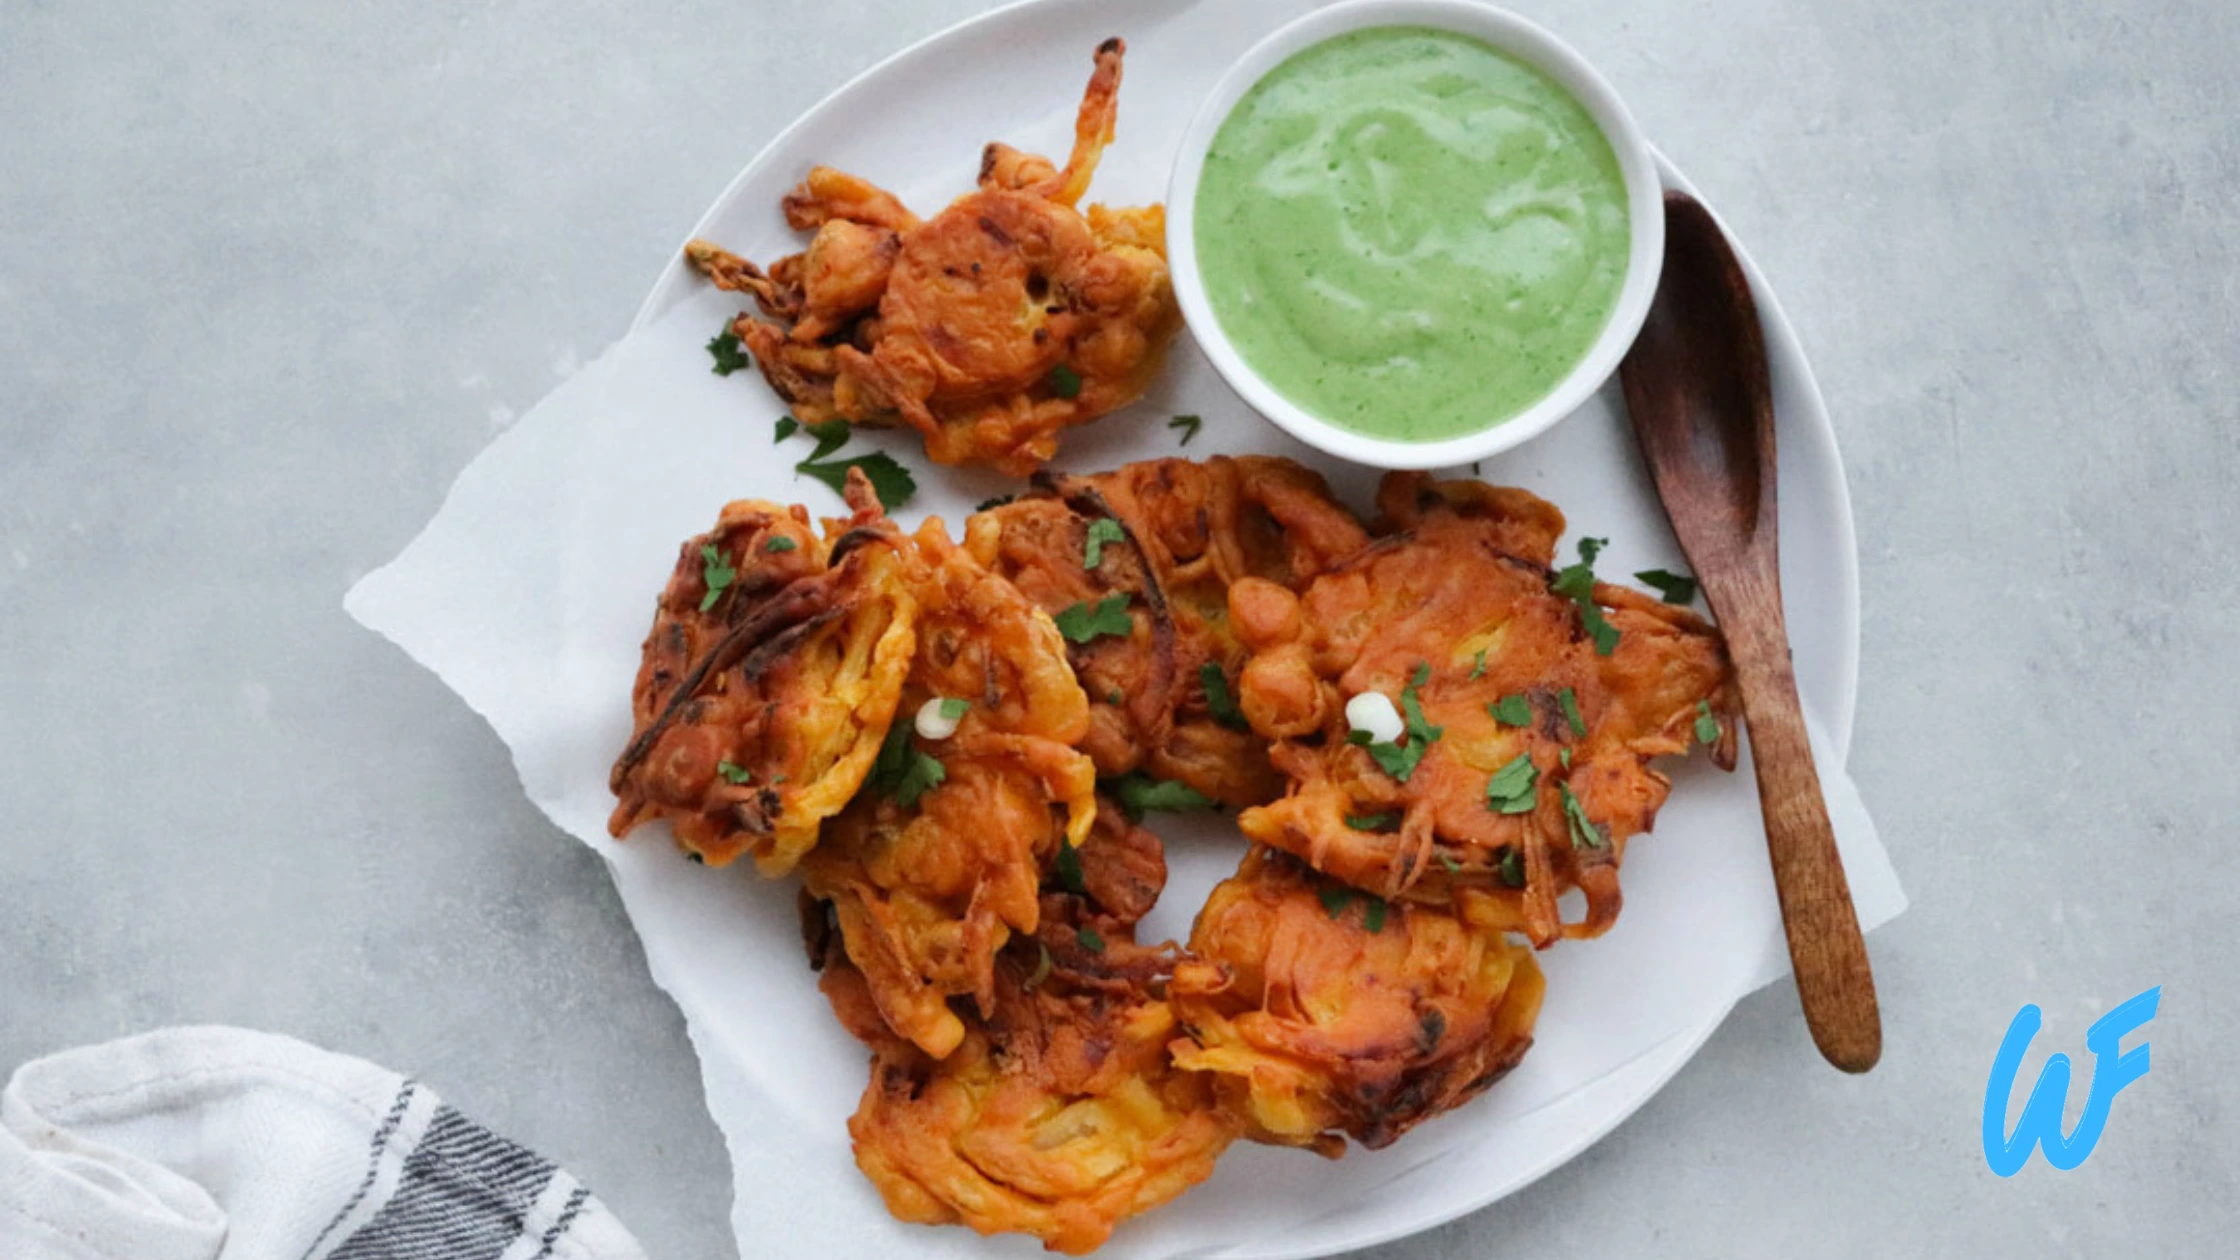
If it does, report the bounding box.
[1195,26,1631,442]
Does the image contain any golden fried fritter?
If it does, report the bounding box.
[608,474,918,874]
[817,906,1237,1255]
[967,456,1371,808]
[1233,473,1736,946]
[1171,847,1545,1156]
[800,522,1097,1058]
[685,39,1180,475]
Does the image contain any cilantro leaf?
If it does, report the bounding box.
[1362,897,1388,933]
[870,722,947,808]
[1560,747,1572,769]
[765,536,797,553]
[1318,887,1352,918]
[1560,783,1606,850]
[1469,648,1488,681]
[1075,926,1105,954]
[716,760,754,786]
[939,697,971,721]
[1083,517,1126,569]
[1346,812,1398,831]
[1168,414,1202,445]
[797,450,917,511]
[1106,773,1215,821]
[1489,694,1532,726]
[797,419,852,463]
[1054,841,1086,895]
[707,325,750,375]
[1694,699,1721,745]
[774,416,799,443]
[1356,666,1442,783]
[1635,568,1699,604]
[1549,538,1621,656]
[1200,662,1248,730]
[1498,847,1526,888]
[1485,753,1538,814]
[1437,851,1462,874]
[1050,364,1083,399]
[699,543,738,612]
[1054,593,1132,644]
[1558,687,1588,738]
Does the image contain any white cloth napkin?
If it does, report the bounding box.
[0,1027,647,1260]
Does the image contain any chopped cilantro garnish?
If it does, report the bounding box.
[1490,694,1532,726]
[1054,841,1085,895]
[698,543,737,612]
[1694,700,1721,745]
[765,536,797,553]
[795,419,851,462]
[797,450,917,511]
[1107,773,1215,821]
[1437,851,1462,874]
[871,722,946,808]
[1168,414,1202,445]
[1560,783,1605,850]
[1354,666,1441,782]
[1363,897,1388,933]
[1485,753,1538,814]
[938,697,970,721]
[1550,538,1620,656]
[1498,847,1526,888]
[1054,593,1132,643]
[1200,662,1248,730]
[1318,887,1352,918]
[1346,812,1398,831]
[1560,747,1572,769]
[774,416,799,443]
[1083,517,1126,569]
[1075,926,1105,954]
[716,760,753,786]
[1636,569,1699,604]
[706,325,750,375]
[1050,364,1083,399]
[1558,687,1587,738]
[1469,648,1488,681]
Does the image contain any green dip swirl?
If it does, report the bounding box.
[1195,26,1630,442]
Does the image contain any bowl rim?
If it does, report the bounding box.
[1165,0,1667,470]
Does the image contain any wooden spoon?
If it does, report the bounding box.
[1620,190,1882,1072]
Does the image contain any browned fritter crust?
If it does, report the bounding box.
[800,521,1095,1059]
[1233,472,1737,946]
[819,906,1239,1256]
[683,40,1180,476]
[607,473,918,874]
[967,455,1372,808]
[1171,847,1545,1155]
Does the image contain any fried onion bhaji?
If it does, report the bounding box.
[967,456,1370,807]
[1232,472,1738,947]
[608,471,919,875]
[1170,847,1545,1156]
[799,521,1100,1058]
[683,39,1181,476]
[809,901,1237,1255]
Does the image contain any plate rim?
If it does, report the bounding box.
[624,3,1863,1255]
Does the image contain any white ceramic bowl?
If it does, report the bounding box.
[1166,0,1666,470]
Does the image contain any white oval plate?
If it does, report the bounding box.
[629,1,1860,1255]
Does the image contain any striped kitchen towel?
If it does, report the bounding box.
[0,1027,649,1260]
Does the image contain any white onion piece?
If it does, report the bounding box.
[1345,691,1404,745]
[915,697,964,741]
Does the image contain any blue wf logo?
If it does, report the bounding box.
[1982,985,2160,1175]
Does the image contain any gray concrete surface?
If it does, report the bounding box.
[4,1,2236,1256]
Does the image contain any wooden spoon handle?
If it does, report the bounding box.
[1720,568,1883,1073]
